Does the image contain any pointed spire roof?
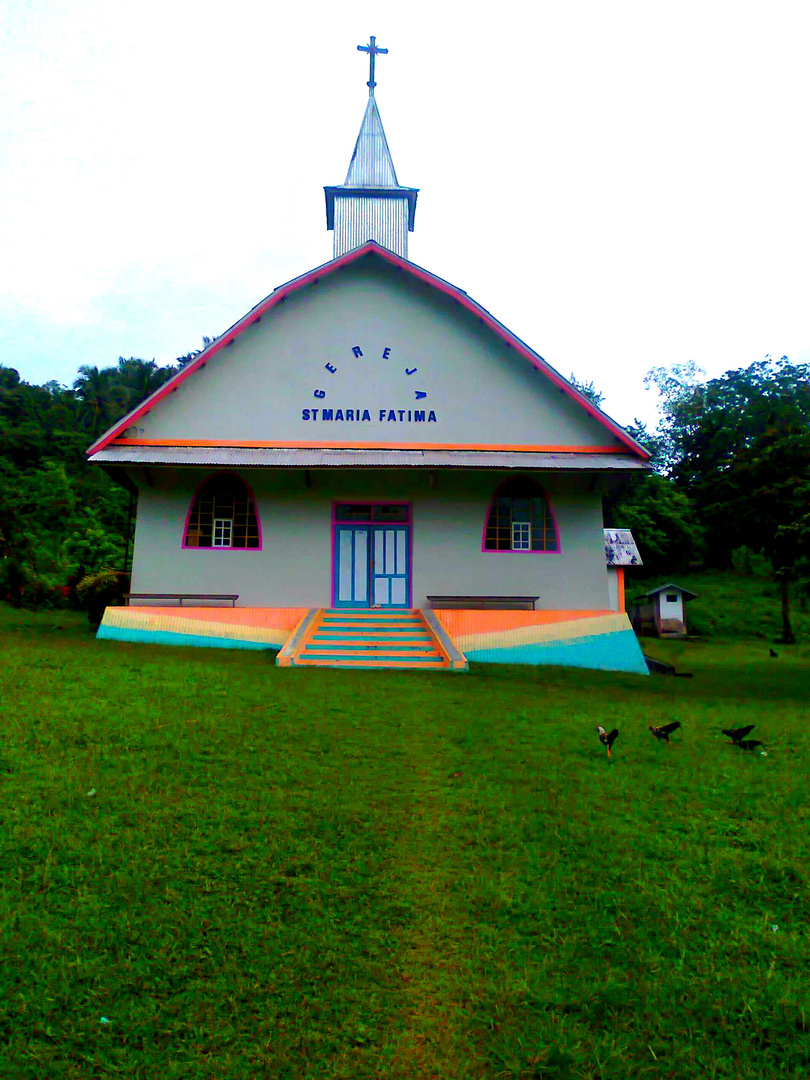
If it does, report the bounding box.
[344,95,400,188]
[324,41,418,257]
[324,94,419,255]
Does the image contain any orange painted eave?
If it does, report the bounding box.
[107,438,639,454]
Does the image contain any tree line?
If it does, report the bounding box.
[596,355,810,641]
[0,357,181,606]
[1,352,809,637]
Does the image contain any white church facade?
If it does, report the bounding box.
[90,41,650,674]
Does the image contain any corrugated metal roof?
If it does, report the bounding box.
[644,583,698,599]
[90,445,651,470]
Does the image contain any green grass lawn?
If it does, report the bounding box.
[2,606,810,1079]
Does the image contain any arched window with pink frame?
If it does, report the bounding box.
[482,478,559,553]
[183,473,262,550]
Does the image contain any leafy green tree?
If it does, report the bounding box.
[0,354,175,609]
[116,357,176,411]
[694,422,810,640]
[646,355,810,639]
[73,365,126,438]
[646,355,810,485]
[176,335,218,366]
[0,364,21,390]
[0,459,76,606]
[568,373,605,408]
[604,472,701,573]
[565,376,699,570]
[63,520,126,577]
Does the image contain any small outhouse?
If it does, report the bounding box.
[631,583,697,637]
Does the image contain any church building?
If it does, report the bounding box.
[90,39,650,674]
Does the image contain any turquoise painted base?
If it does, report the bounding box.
[97,626,275,651]
[466,629,649,675]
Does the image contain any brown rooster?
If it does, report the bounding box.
[596,725,619,759]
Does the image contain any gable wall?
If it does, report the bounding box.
[132,260,627,450]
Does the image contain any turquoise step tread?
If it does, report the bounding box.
[302,648,444,656]
[323,610,417,615]
[306,635,434,643]
[297,660,445,667]
[320,621,421,628]
[323,613,418,618]
[303,644,439,653]
[321,619,421,627]
[320,629,423,635]
[295,656,447,665]
[311,633,432,642]
[319,617,421,626]
[321,615,421,620]
[303,644,440,653]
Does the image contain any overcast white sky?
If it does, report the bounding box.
[1,0,808,429]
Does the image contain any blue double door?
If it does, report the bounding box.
[334,524,410,608]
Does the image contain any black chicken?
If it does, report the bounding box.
[649,721,681,742]
[596,725,619,759]
[721,724,755,744]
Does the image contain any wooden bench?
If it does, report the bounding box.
[124,593,239,607]
[427,595,539,611]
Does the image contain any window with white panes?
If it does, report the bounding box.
[213,518,233,548]
[483,478,559,552]
[511,521,531,550]
[184,473,261,549]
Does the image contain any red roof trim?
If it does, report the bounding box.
[87,242,650,459]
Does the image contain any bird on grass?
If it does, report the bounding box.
[721,724,755,744]
[721,724,765,751]
[596,725,619,759]
[769,648,779,658]
[648,721,681,742]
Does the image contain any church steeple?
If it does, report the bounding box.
[324,37,418,259]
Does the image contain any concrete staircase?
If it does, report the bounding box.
[276,609,467,671]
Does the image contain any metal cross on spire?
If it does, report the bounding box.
[357,35,388,95]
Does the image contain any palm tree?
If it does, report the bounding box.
[117,357,174,411]
[73,365,124,438]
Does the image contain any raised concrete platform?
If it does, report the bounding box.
[434,609,649,675]
[97,606,308,650]
[96,606,647,675]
